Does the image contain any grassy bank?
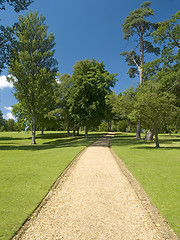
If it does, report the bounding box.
[111,133,180,237]
[0,131,105,240]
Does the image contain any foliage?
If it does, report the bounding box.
[121,1,159,83]
[0,0,33,73]
[8,11,58,144]
[133,81,178,147]
[54,74,74,135]
[68,59,117,136]
[0,0,33,12]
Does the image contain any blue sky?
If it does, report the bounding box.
[0,0,180,119]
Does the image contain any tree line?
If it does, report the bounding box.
[0,1,179,147]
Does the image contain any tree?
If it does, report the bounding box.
[0,0,33,12]
[134,81,178,148]
[8,11,58,144]
[107,88,136,132]
[68,59,117,137]
[0,109,6,131]
[121,1,160,139]
[6,119,16,131]
[55,74,73,136]
[143,11,180,131]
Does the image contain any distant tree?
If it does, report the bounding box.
[107,88,136,133]
[55,74,73,136]
[121,1,160,138]
[0,110,6,131]
[8,11,58,144]
[6,119,16,131]
[68,59,117,137]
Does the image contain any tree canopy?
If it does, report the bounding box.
[68,59,117,137]
[0,0,33,12]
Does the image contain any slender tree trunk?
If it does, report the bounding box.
[155,133,159,148]
[67,120,70,136]
[77,127,80,136]
[136,25,144,139]
[85,125,88,138]
[41,129,44,135]
[145,130,153,141]
[108,120,112,132]
[72,124,76,136]
[136,119,141,139]
[31,112,36,144]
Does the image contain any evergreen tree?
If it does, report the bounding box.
[121,1,159,138]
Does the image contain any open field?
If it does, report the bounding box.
[0,131,106,240]
[111,133,180,237]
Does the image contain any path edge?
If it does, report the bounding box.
[110,147,180,240]
[12,139,93,240]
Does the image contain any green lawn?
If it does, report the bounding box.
[111,132,180,237]
[0,131,106,240]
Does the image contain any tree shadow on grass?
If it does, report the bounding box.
[135,146,180,150]
[0,133,106,151]
[112,134,180,150]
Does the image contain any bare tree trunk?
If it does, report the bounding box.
[67,120,70,137]
[155,133,159,148]
[31,112,36,144]
[85,125,88,138]
[77,127,80,136]
[145,130,153,141]
[72,124,76,136]
[136,119,141,139]
[136,25,144,139]
[108,120,112,132]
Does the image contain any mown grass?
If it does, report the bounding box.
[111,132,180,237]
[0,131,106,240]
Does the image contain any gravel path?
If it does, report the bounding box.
[13,134,179,240]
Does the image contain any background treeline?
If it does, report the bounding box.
[0,1,179,147]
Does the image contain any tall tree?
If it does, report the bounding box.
[8,11,58,144]
[68,59,117,137]
[121,1,159,139]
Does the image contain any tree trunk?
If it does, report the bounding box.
[136,119,141,139]
[155,133,160,148]
[108,120,112,132]
[41,129,44,135]
[31,112,36,144]
[145,130,153,141]
[85,126,88,138]
[72,124,76,136]
[77,127,80,136]
[67,119,70,137]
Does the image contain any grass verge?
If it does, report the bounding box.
[0,131,106,240]
[111,132,180,237]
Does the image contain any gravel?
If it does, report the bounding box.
[13,134,179,240]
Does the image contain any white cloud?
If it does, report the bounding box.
[4,106,13,111]
[0,75,13,89]
[5,112,16,120]
[4,106,16,120]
